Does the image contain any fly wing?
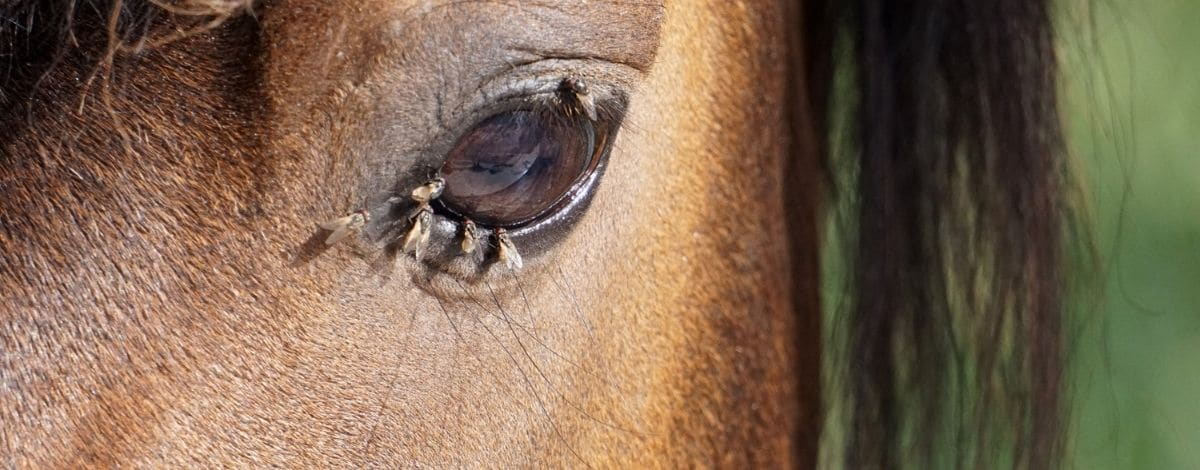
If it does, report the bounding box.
[411,180,445,203]
[401,225,420,253]
[499,238,523,270]
[411,185,432,203]
[467,244,485,264]
[402,210,432,256]
[324,226,353,245]
[319,215,351,231]
[579,94,598,121]
[414,228,431,259]
[508,246,523,270]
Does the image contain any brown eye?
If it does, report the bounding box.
[438,109,601,227]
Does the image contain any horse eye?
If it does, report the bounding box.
[437,109,602,227]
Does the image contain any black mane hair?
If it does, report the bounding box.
[806,0,1073,468]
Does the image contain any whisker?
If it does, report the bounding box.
[361,299,422,460]
[553,264,597,337]
[453,278,629,399]
[481,280,592,468]
[451,278,536,331]
[486,279,642,437]
[549,264,634,404]
[510,269,538,335]
[361,366,404,457]
[432,292,536,417]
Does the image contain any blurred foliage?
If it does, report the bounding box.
[1062,0,1200,468]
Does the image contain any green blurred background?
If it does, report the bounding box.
[1064,0,1200,468]
[818,1,1200,467]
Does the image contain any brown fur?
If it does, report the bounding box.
[1,0,814,467]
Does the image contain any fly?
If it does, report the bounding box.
[402,204,433,259]
[495,228,523,270]
[410,177,445,204]
[562,77,597,121]
[319,210,369,246]
[461,219,481,259]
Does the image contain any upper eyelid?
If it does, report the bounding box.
[411,57,630,166]
[464,57,638,118]
[362,57,635,210]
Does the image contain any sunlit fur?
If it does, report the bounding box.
[0,0,1067,468]
[0,0,807,466]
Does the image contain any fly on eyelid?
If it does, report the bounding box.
[410,177,446,204]
[319,210,369,246]
[495,227,523,270]
[461,219,482,259]
[402,204,433,259]
[563,77,597,121]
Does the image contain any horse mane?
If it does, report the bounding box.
[806,0,1072,468]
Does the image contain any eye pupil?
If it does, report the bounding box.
[439,109,597,227]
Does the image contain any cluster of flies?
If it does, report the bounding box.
[318,177,523,271]
[315,76,600,272]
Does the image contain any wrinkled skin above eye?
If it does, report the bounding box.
[439,110,596,227]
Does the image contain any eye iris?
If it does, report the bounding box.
[439,110,596,227]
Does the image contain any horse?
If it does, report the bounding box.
[0,0,1071,467]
